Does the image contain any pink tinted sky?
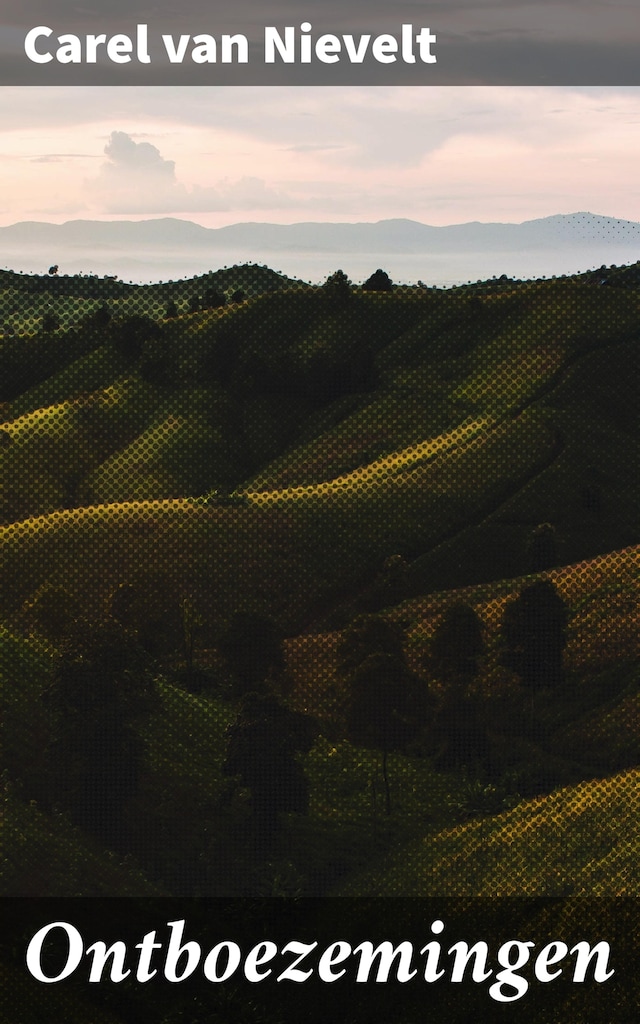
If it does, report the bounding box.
[1,85,640,226]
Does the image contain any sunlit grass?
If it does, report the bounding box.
[335,768,640,895]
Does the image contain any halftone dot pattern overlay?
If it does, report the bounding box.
[0,259,638,915]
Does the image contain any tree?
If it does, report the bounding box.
[337,613,404,677]
[187,294,202,314]
[362,269,393,292]
[110,582,138,630]
[218,612,285,697]
[42,623,158,850]
[21,582,82,641]
[164,299,179,319]
[40,311,60,333]
[84,303,111,329]
[203,287,226,310]
[112,314,161,362]
[427,606,487,769]
[230,289,246,304]
[322,269,352,305]
[430,603,484,684]
[501,580,568,688]
[527,522,559,572]
[48,265,59,276]
[346,652,424,815]
[179,594,205,692]
[223,693,318,837]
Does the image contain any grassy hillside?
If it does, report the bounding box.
[0,262,299,335]
[287,544,640,708]
[2,542,637,898]
[1,271,638,632]
[335,767,640,895]
[0,260,638,908]
[0,407,558,636]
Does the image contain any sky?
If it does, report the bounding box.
[1,85,640,227]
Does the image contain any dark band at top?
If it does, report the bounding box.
[2,0,640,85]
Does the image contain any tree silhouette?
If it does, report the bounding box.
[346,652,424,815]
[322,269,352,305]
[501,580,568,688]
[84,303,111,330]
[433,690,489,770]
[223,694,318,838]
[43,623,158,850]
[203,287,226,310]
[22,582,82,641]
[164,299,179,319]
[40,311,60,333]
[430,603,484,684]
[179,594,204,692]
[362,269,393,292]
[48,265,59,276]
[218,612,285,697]
[337,613,404,677]
[427,606,487,768]
[112,314,161,362]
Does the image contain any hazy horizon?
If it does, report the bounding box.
[2,211,640,285]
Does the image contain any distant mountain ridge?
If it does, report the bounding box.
[3,211,640,252]
[2,212,640,283]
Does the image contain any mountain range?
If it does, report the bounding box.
[2,211,640,284]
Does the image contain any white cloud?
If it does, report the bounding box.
[102,131,175,178]
[216,176,294,210]
[84,130,296,214]
[84,130,219,212]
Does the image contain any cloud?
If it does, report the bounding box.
[102,131,176,178]
[88,128,178,193]
[84,130,295,214]
[216,176,294,209]
[30,152,94,163]
[85,130,198,212]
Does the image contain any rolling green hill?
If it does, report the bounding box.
[0,261,638,905]
[1,272,638,630]
[335,767,640,896]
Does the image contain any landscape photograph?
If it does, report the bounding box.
[0,86,638,1016]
